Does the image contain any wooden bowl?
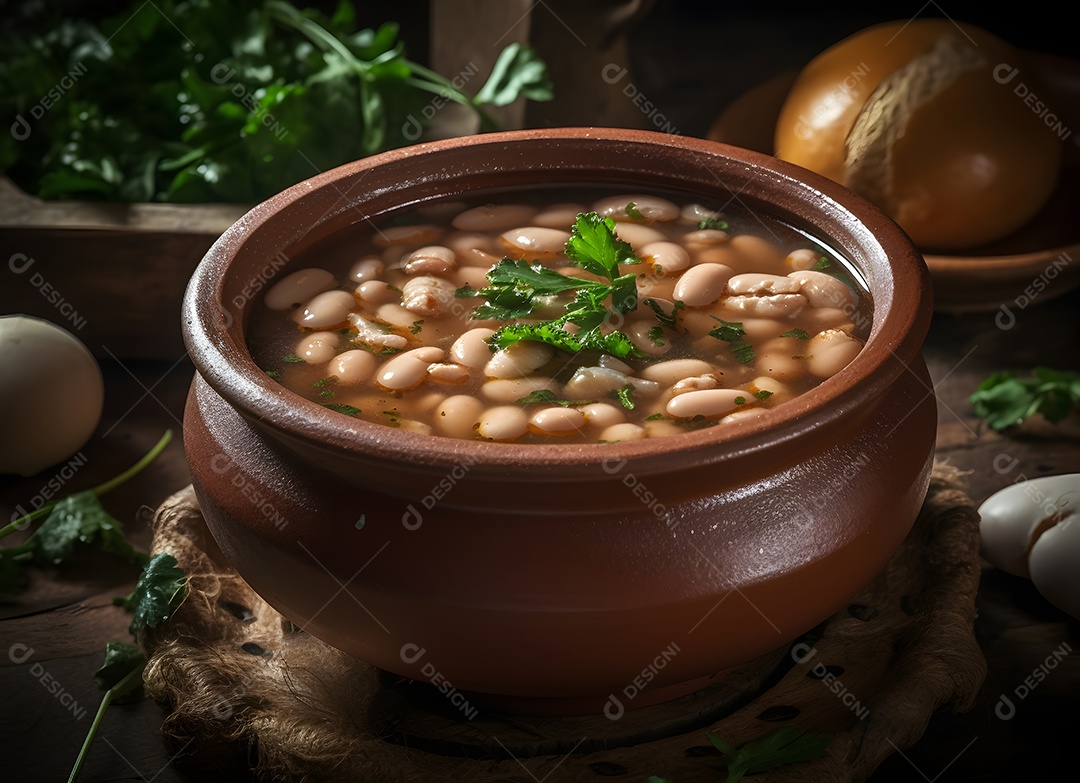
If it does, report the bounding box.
[708,53,1080,313]
[181,128,936,715]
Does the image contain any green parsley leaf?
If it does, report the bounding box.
[28,492,148,569]
[613,385,636,410]
[642,297,685,331]
[709,318,756,364]
[697,216,729,231]
[514,390,597,407]
[456,258,599,320]
[565,212,641,283]
[708,727,831,783]
[969,367,1080,430]
[113,552,186,637]
[625,201,645,221]
[645,413,666,421]
[754,390,774,400]
[813,257,831,270]
[409,320,424,334]
[735,396,746,405]
[265,370,280,378]
[94,641,146,702]
[780,328,810,340]
[647,325,665,346]
[313,376,338,387]
[282,353,305,363]
[323,403,363,416]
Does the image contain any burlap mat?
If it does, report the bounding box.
[141,463,985,782]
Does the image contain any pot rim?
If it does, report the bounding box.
[182,127,931,475]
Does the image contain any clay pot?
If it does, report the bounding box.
[182,128,935,716]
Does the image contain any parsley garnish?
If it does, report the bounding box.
[813,257,831,270]
[969,367,1080,430]
[625,201,645,221]
[313,376,338,387]
[410,320,425,334]
[459,212,646,359]
[613,385,636,410]
[265,370,280,378]
[645,413,666,421]
[735,396,746,405]
[647,325,665,346]
[514,390,596,407]
[708,727,831,782]
[697,216,729,231]
[780,328,810,340]
[642,297,685,331]
[708,317,756,364]
[282,353,305,363]
[323,403,362,416]
[754,390,774,400]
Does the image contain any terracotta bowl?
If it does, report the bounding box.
[181,128,936,716]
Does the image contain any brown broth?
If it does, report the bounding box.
[247,188,872,444]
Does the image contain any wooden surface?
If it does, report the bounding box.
[2,285,1078,781]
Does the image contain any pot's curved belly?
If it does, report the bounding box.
[184,356,935,714]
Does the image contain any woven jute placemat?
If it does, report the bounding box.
[140,463,986,782]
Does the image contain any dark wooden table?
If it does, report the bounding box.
[2,282,1078,781]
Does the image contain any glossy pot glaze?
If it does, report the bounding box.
[182,128,935,716]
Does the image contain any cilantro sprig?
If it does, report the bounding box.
[708,317,756,364]
[0,431,173,592]
[69,553,187,783]
[457,212,647,359]
[969,367,1080,430]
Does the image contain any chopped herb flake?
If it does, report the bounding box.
[697,216,729,231]
[625,201,645,221]
[735,396,746,404]
[780,328,810,340]
[613,385,636,410]
[708,317,756,364]
[754,390,774,400]
[813,257,831,270]
[323,403,362,416]
[409,320,424,334]
[282,353,304,363]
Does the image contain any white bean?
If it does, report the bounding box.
[786,248,823,271]
[528,407,585,436]
[597,354,634,375]
[375,346,445,391]
[332,349,377,384]
[640,241,691,275]
[722,293,807,318]
[477,406,528,441]
[501,227,571,257]
[579,402,625,429]
[683,228,730,247]
[292,290,356,328]
[598,423,646,442]
[611,222,667,248]
[401,275,456,317]
[666,388,746,419]
[628,321,671,356]
[532,203,585,228]
[563,366,660,398]
[592,194,679,222]
[426,362,471,385]
[730,234,785,268]
[444,231,502,258]
[297,331,340,364]
[345,313,409,350]
[434,395,486,438]
[265,268,335,310]
[481,377,559,403]
[755,353,808,382]
[485,342,555,378]
[719,408,768,425]
[671,374,721,395]
[376,303,423,329]
[451,328,497,368]
[403,245,457,276]
[726,273,802,296]
[356,280,401,306]
[807,330,862,378]
[787,270,854,309]
[640,359,716,385]
[348,258,384,284]
[674,264,735,307]
[452,204,537,232]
